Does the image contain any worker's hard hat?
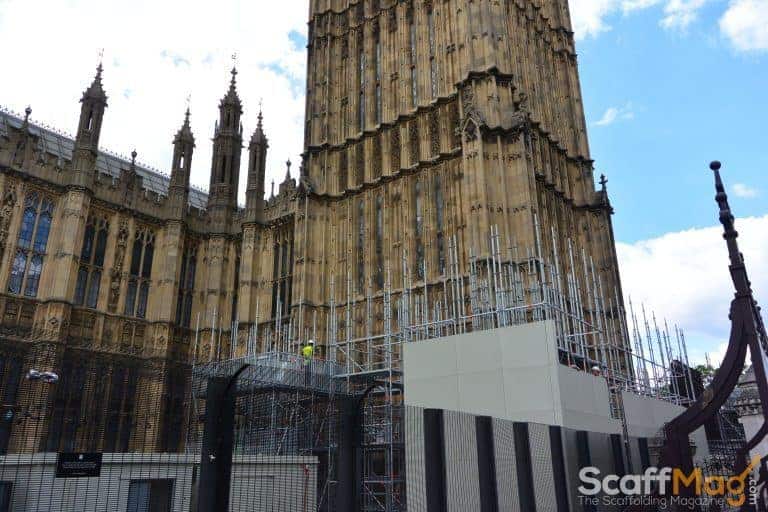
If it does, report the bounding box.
[308,340,315,345]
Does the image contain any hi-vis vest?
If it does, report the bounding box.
[302,345,314,360]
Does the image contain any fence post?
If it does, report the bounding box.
[610,433,627,477]
[424,408,447,512]
[549,426,570,512]
[476,415,499,512]
[337,397,359,511]
[513,422,536,511]
[197,377,236,512]
[576,431,595,512]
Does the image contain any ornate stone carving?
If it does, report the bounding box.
[390,127,401,172]
[355,143,364,186]
[460,85,484,143]
[372,136,382,179]
[0,184,18,262]
[429,110,440,156]
[339,150,348,192]
[108,219,129,313]
[448,101,460,149]
[388,8,397,31]
[12,138,27,167]
[461,86,475,114]
[409,119,419,165]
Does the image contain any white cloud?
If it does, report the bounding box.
[617,215,768,366]
[0,0,309,202]
[660,0,708,30]
[569,0,623,38]
[568,0,707,39]
[594,103,635,126]
[733,183,760,198]
[719,0,768,52]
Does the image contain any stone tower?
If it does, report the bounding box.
[207,68,243,232]
[295,0,624,351]
[168,108,195,220]
[245,109,268,223]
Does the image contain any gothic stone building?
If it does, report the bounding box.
[0,0,623,454]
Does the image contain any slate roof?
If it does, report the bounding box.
[0,107,209,210]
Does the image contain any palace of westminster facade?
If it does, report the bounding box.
[0,0,623,453]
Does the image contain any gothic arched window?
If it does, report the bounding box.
[231,248,241,324]
[357,199,365,292]
[428,8,438,99]
[375,33,382,125]
[339,150,348,193]
[409,13,418,108]
[8,192,54,297]
[414,180,424,280]
[375,195,384,289]
[359,39,366,133]
[124,228,155,318]
[434,174,446,275]
[271,228,294,319]
[74,215,109,308]
[175,242,198,328]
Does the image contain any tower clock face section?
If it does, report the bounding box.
[297,0,622,358]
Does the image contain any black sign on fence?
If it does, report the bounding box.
[55,452,102,478]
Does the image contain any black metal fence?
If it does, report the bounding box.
[0,340,338,512]
[402,406,632,512]
[2,337,748,512]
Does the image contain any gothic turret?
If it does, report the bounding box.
[207,67,243,229]
[70,63,107,189]
[169,108,195,219]
[245,108,268,222]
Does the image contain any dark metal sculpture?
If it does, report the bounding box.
[657,161,768,510]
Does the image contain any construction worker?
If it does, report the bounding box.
[302,339,315,363]
[302,340,315,385]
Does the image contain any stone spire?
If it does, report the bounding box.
[245,107,269,222]
[82,62,107,103]
[70,63,108,189]
[169,107,195,219]
[21,106,32,131]
[207,67,244,230]
[221,66,242,110]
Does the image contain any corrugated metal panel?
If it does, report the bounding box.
[493,417,521,512]
[529,422,557,511]
[405,406,427,512]
[444,410,481,512]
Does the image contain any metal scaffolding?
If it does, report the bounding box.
[193,221,696,512]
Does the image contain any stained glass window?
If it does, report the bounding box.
[175,243,198,328]
[124,228,154,318]
[7,192,54,298]
[75,215,109,308]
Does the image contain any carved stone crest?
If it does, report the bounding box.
[459,85,484,143]
[390,128,401,172]
[429,110,440,156]
[0,184,18,261]
[408,120,419,165]
[108,219,129,313]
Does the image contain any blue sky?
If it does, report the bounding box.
[572,0,768,364]
[576,2,767,242]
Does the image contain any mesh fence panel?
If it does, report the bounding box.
[0,341,327,511]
